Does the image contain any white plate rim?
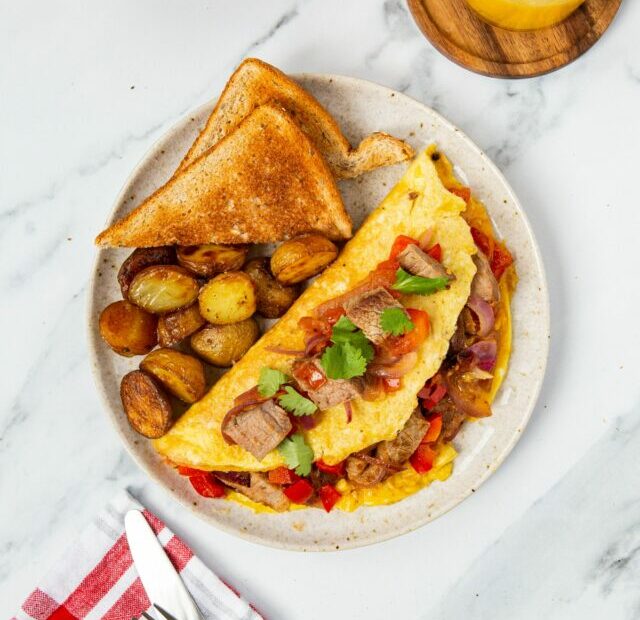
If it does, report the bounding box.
[87,73,550,551]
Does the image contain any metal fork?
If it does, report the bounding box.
[135,603,180,620]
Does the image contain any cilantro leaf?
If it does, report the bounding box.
[329,315,374,362]
[278,433,314,476]
[332,315,357,333]
[392,268,449,295]
[320,341,368,380]
[278,386,317,416]
[257,367,288,398]
[380,307,415,336]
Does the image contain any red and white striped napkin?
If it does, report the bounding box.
[14,490,264,620]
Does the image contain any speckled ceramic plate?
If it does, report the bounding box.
[88,74,549,551]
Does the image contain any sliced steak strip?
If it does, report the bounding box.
[217,472,289,512]
[293,359,362,410]
[431,396,466,442]
[398,244,452,280]
[471,251,500,305]
[376,409,429,466]
[222,400,292,461]
[344,286,404,344]
[345,449,387,487]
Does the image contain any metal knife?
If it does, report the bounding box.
[125,509,203,620]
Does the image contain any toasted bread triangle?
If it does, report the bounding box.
[96,105,351,247]
[178,58,414,179]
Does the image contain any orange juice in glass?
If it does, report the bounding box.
[465,0,586,30]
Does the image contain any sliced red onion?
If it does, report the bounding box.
[368,351,418,378]
[462,339,497,371]
[467,296,495,337]
[305,333,330,356]
[344,400,353,424]
[265,346,306,357]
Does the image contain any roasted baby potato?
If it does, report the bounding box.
[177,244,248,277]
[128,265,199,314]
[99,300,157,356]
[120,370,174,438]
[157,303,206,347]
[243,257,299,318]
[117,246,176,298]
[270,234,338,285]
[190,319,260,366]
[198,271,256,324]
[140,348,206,403]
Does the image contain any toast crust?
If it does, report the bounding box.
[96,105,351,247]
[178,58,413,179]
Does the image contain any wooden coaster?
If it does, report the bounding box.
[407,0,621,78]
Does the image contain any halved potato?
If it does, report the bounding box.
[198,272,256,324]
[117,246,176,298]
[99,300,157,356]
[140,348,206,403]
[177,244,248,277]
[244,257,300,318]
[270,234,338,285]
[190,319,260,367]
[157,303,206,347]
[128,265,199,314]
[120,370,174,438]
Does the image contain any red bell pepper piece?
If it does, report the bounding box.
[470,227,495,261]
[490,242,513,279]
[189,474,226,498]
[385,308,430,357]
[177,465,206,477]
[410,444,436,474]
[319,484,341,512]
[268,467,300,486]
[283,478,314,504]
[321,306,346,325]
[448,186,471,203]
[426,243,442,262]
[315,459,346,477]
[419,376,447,410]
[389,235,419,260]
[423,415,443,443]
[293,359,327,390]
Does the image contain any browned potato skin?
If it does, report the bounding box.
[198,271,256,324]
[117,246,176,298]
[177,244,248,277]
[157,303,206,347]
[243,257,300,318]
[190,319,260,367]
[128,265,199,314]
[140,348,206,403]
[99,300,157,356]
[270,234,338,285]
[120,370,174,438]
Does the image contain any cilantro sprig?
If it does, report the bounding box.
[257,367,289,398]
[278,433,314,476]
[278,386,317,416]
[392,268,449,296]
[320,316,373,380]
[380,307,415,336]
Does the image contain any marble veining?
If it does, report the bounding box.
[1,0,639,617]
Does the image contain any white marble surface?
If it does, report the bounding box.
[1,0,639,617]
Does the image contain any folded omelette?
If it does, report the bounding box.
[154,148,477,470]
